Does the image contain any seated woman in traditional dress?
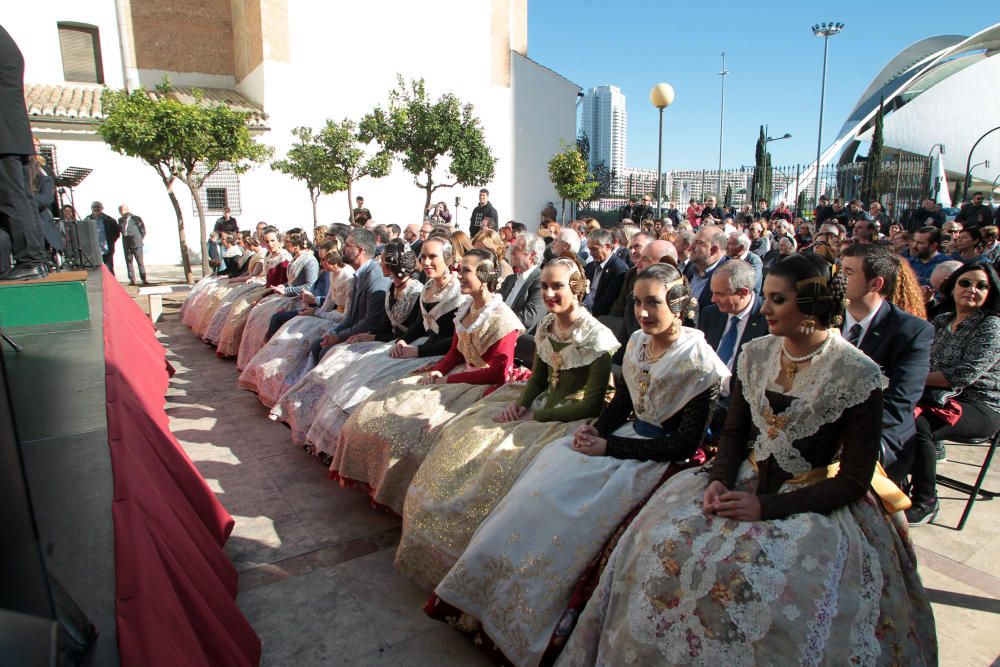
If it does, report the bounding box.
[431,262,728,667]
[330,249,525,514]
[186,232,265,339]
[304,237,467,460]
[201,235,267,345]
[270,241,422,448]
[557,253,937,667]
[236,243,356,407]
[216,226,290,358]
[395,254,619,591]
[237,230,320,369]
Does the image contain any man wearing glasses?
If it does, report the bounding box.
[956,192,993,228]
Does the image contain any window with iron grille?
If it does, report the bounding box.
[57,23,104,84]
[192,163,241,216]
[38,144,58,175]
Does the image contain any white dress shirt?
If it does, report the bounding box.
[843,301,881,347]
[505,265,538,308]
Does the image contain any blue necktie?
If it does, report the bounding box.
[717,315,740,367]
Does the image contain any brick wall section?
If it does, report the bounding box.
[231,0,289,82]
[510,0,527,56]
[491,0,511,87]
[130,0,235,76]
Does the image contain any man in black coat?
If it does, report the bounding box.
[683,224,730,308]
[118,204,147,284]
[840,244,934,475]
[956,191,993,228]
[0,25,48,280]
[213,206,238,233]
[469,189,498,237]
[583,228,627,318]
[87,201,120,273]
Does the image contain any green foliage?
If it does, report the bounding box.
[272,119,390,224]
[751,125,773,205]
[724,184,733,208]
[97,77,271,280]
[861,96,885,204]
[360,76,496,214]
[589,161,616,201]
[548,141,597,220]
[576,132,591,164]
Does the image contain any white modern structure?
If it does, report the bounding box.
[8,0,580,267]
[780,22,1000,203]
[580,85,627,176]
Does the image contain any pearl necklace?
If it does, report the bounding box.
[780,335,831,381]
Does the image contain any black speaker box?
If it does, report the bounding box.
[64,219,101,269]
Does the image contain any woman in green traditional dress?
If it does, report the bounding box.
[395,255,619,591]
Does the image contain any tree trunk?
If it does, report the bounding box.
[346,180,354,225]
[155,169,193,284]
[188,183,210,276]
[423,169,434,221]
[310,189,319,228]
[560,199,566,223]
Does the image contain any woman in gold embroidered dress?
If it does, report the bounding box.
[557,253,936,666]
[329,249,525,515]
[395,255,619,591]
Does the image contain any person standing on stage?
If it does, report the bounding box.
[118,204,147,285]
[87,201,120,273]
[0,25,49,280]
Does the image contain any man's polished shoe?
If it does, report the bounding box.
[0,264,49,281]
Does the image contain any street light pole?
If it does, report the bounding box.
[650,83,676,217]
[718,52,728,198]
[812,22,844,205]
[962,126,1000,202]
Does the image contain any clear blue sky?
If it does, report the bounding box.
[528,1,989,171]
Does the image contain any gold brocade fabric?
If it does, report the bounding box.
[395,384,582,591]
[215,285,270,357]
[455,298,525,369]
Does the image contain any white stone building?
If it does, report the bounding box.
[7,0,579,267]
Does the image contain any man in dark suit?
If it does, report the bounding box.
[118,204,147,285]
[698,260,769,433]
[500,233,545,332]
[725,232,763,292]
[840,244,934,475]
[312,228,389,363]
[683,224,729,308]
[0,25,48,280]
[87,201,120,273]
[583,228,627,318]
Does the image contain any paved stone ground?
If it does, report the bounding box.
[142,265,999,667]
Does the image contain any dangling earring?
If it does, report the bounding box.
[668,319,681,337]
[799,315,816,335]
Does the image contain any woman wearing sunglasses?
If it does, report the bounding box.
[905,260,1000,524]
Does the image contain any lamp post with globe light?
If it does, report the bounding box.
[650,83,675,216]
[812,22,844,205]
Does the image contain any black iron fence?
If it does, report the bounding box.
[578,157,934,224]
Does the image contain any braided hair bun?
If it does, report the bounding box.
[463,248,503,292]
[545,252,588,303]
[770,253,847,328]
[381,239,417,278]
[636,263,691,315]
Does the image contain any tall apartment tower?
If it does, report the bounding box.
[580,85,627,175]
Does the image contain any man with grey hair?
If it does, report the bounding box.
[673,229,695,272]
[584,228,627,317]
[550,227,580,257]
[500,233,545,331]
[748,221,770,257]
[725,232,763,292]
[926,259,963,319]
[698,259,768,432]
[313,227,389,362]
[683,224,729,307]
[403,222,422,254]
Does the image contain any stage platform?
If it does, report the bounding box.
[3,269,116,664]
[2,268,259,666]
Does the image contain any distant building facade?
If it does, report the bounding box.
[580,85,626,176]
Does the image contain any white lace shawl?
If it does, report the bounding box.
[534,311,620,369]
[386,279,423,331]
[623,328,730,425]
[737,333,886,476]
[421,276,466,334]
[454,294,525,367]
[262,249,291,274]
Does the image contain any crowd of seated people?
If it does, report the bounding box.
[175,193,1000,665]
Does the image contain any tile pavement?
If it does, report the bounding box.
[150,283,999,667]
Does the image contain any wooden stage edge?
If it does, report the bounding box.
[0,270,89,287]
